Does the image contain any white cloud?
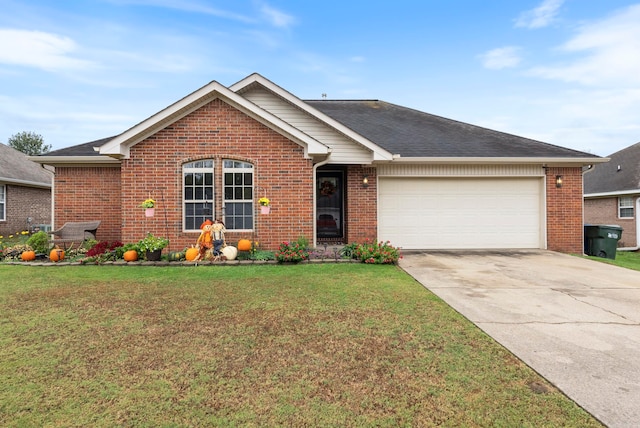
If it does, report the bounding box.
[515,0,564,29]
[260,3,296,28]
[105,0,254,23]
[479,46,522,70]
[0,29,97,71]
[528,5,640,85]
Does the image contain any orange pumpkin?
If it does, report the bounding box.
[237,239,252,252]
[123,250,138,262]
[185,247,199,261]
[21,250,36,261]
[49,248,65,262]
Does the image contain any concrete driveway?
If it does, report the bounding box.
[399,250,640,428]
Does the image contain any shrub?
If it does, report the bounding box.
[86,241,124,257]
[275,241,309,263]
[340,242,359,259]
[352,240,401,264]
[26,231,50,254]
[295,235,309,249]
[250,250,275,261]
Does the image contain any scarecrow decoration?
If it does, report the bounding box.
[195,219,227,261]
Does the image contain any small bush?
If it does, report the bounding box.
[295,235,309,249]
[352,240,401,264]
[26,231,50,254]
[275,241,309,263]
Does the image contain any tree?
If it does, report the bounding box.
[7,131,51,155]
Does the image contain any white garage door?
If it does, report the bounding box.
[379,177,543,249]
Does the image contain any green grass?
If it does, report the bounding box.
[586,250,640,271]
[0,264,602,427]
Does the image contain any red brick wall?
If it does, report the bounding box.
[546,167,584,253]
[53,167,122,243]
[345,165,377,243]
[1,184,51,236]
[585,197,637,248]
[120,98,314,251]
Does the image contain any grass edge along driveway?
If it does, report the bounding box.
[0,264,602,427]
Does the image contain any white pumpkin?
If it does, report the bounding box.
[221,245,238,260]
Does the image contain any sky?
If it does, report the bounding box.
[1,0,640,157]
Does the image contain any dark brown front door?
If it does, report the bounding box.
[316,170,344,243]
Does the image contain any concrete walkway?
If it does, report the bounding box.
[399,250,640,428]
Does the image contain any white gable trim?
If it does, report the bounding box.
[230,73,394,162]
[584,189,640,198]
[99,81,329,159]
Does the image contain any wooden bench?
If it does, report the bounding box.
[50,221,101,249]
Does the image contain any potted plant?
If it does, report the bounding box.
[259,197,270,214]
[139,198,156,217]
[138,232,169,261]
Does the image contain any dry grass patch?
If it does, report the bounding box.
[0,264,602,427]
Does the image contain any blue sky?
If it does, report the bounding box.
[1,0,639,156]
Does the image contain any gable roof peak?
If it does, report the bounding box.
[97,76,328,159]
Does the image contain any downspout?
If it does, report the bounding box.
[636,196,640,249]
[312,158,331,248]
[619,195,640,251]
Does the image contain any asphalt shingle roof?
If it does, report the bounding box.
[40,100,601,161]
[0,143,51,186]
[306,100,599,159]
[584,142,640,194]
[41,137,116,157]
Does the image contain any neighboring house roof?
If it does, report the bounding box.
[584,142,640,196]
[306,100,601,160]
[0,143,52,188]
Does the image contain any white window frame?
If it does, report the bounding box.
[619,196,634,218]
[222,160,254,231]
[183,160,214,231]
[0,184,5,221]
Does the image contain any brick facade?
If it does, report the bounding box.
[49,98,590,255]
[545,167,584,253]
[585,197,637,248]
[118,98,315,251]
[0,184,51,236]
[53,167,122,242]
[345,165,377,243]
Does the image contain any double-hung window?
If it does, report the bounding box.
[0,185,5,221]
[619,196,634,218]
[223,160,253,230]
[182,159,254,231]
[183,160,214,231]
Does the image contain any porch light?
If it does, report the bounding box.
[362,175,369,187]
[555,175,563,188]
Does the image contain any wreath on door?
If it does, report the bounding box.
[320,179,337,197]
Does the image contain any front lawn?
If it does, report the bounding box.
[586,250,640,271]
[0,264,601,427]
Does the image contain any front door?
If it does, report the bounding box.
[316,170,344,243]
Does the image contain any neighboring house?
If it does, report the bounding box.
[0,143,52,236]
[33,73,604,253]
[584,142,640,250]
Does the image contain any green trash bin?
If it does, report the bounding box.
[584,224,623,259]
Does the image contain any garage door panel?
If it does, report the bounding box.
[379,178,542,249]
